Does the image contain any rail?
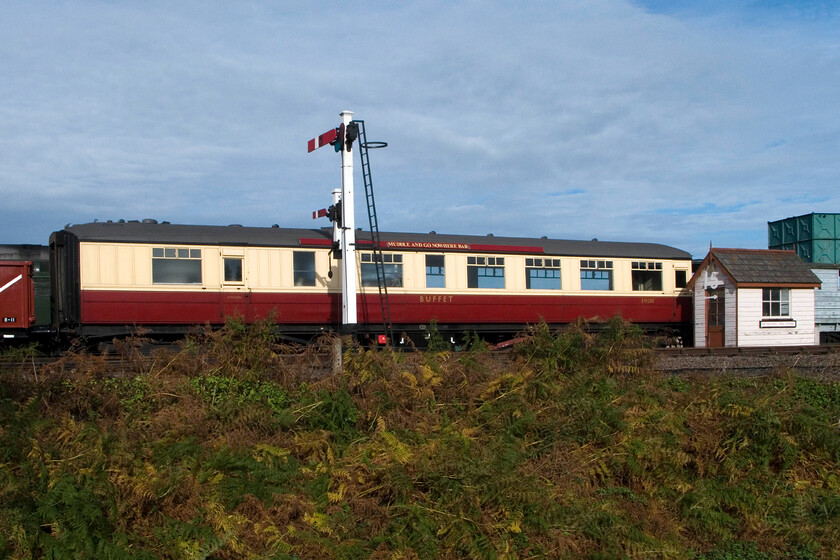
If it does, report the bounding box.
[4,344,839,379]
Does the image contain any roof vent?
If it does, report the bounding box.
[118,219,126,223]
[541,236,548,239]
[592,238,598,242]
[229,224,243,227]
[272,224,279,228]
[142,219,158,224]
[487,233,494,237]
[429,231,436,234]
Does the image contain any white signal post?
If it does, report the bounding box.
[339,110,357,329]
[307,111,357,331]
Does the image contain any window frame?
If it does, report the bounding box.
[425,254,446,288]
[631,261,663,292]
[467,255,505,289]
[580,260,613,291]
[762,287,790,317]
[293,251,317,287]
[152,246,202,285]
[360,252,403,288]
[223,257,244,284]
[525,257,562,290]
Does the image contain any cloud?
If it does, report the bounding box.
[0,0,838,260]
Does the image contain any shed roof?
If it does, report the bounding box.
[691,248,821,288]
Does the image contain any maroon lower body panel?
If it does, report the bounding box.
[80,291,341,325]
[373,293,690,325]
[80,290,690,329]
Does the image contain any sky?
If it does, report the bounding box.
[1,1,838,259]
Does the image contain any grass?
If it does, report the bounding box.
[1,317,839,559]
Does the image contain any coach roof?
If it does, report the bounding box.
[63,221,323,248]
[62,221,692,260]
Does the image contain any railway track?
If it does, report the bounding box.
[657,344,840,356]
[3,345,840,379]
[655,344,840,377]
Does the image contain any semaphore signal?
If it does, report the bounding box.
[308,111,357,330]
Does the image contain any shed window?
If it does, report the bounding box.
[361,253,403,287]
[153,247,202,284]
[526,258,561,290]
[632,261,663,291]
[580,260,612,291]
[467,256,505,289]
[762,288,790,317]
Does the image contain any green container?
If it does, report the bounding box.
[795,241,813,261]
[768,221,783,247]
[768,213,840,264]
[768,216,797,247]
[813,213,836,239]
[813,239,839,264]
[797,215,814,241]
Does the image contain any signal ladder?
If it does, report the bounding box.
[354,120,394,347]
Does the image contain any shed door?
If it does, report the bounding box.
[706,288,725,347]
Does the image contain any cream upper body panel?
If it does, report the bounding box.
[79,241,691,297]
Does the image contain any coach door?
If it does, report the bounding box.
[220,251,251,321]
[706,287,725,347]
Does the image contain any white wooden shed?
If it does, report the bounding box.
[689,248,821,348]
[812,265,840,343]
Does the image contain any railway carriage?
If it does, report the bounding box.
[1,245,51,341]
[1,261,36,339]
[49,220,693,344]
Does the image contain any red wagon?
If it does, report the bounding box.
[0,261,35,339]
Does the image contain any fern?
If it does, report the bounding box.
[6,317,840,558]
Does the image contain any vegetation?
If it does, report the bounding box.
[2,317,840,559]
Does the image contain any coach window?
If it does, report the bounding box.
[467,256,505,289]
[631,261,663,291]
[675,270,688,289]
[426,255,445,288]
[223,257,243,283]
[526,258,561,290]
[580,260,612,290]
[152,247,202,284]
[293,252,316,286]
[762,288,790,317]
[360,253,403,287]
